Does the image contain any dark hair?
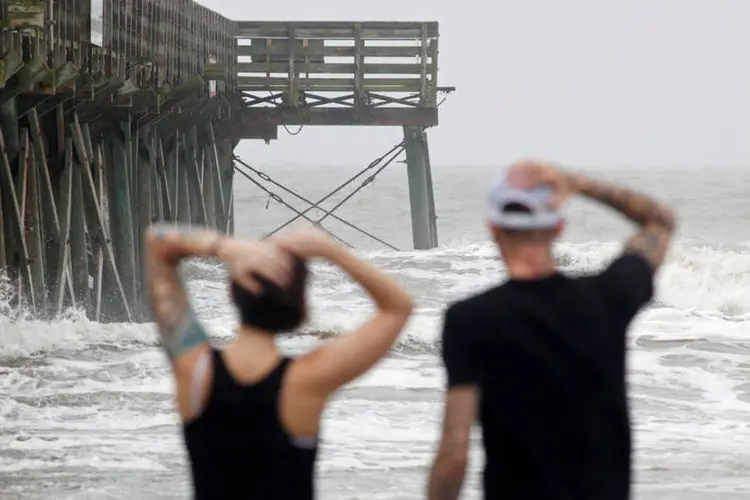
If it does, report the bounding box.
[231,257,308,333]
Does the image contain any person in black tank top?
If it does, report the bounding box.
[144,225,413,499]
[428,160,677,500]
[185,352,316,498]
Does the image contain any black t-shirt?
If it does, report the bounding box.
[441,254,654,500]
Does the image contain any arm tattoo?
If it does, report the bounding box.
[624,225,670,267]
[149,223,223,260]
[567,173,676,267]
[161,309,209,362]
[568,174,676,230]
[146,224,215,363]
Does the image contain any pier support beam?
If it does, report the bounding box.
[403,126,438,250]
[218,140,235,235]
[0,93,234,322]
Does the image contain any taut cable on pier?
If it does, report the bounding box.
[266,141,406,237]
[232,161,355,249]
[233,144,403,251]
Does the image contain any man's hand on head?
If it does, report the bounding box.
[506,159,580,208]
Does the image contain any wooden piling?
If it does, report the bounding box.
[53,147,74,315]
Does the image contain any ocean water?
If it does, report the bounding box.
[1,161,750,499]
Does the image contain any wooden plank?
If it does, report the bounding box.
[168,132,182,223]
[150,132,164,222]
[7,0,45,30]
[156,138,173,221]
[206,122,225,229]
[237,62,431,75]
[218,142,234,236]
[134,129,152,318]
[419,25,428,103]
[235,21,439,39]
[93,143,105,322]
[237,106,438,127]
[28,108,60,236]
[183,130,207,225]
[240,38,325,64]
[13,129,36,312]
[237,76,424,92]
[54,142,74,316]
[130,127,139,243]
[225,188,234,235]
[220,122,278,140]
[354,24,363,106]
[152,153,164,221]
[69,154,89,311]
[15,131,28,225]
[238,44,430,59]
[427,34,439,106]
[25,131,48,315]
[0,165,4,268]
[201,144,217,229]
[176,139,191,225]
[103,125,137,315]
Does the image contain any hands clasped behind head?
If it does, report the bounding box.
[224,240,296,295]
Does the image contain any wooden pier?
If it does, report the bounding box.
[0,2,447,323]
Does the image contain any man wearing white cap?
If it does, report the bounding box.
[427,160,676,500]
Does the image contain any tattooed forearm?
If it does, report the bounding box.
[565,173,676,230]
[147,223,224,262]
[146,224,217,363]
[623,225,672,268]
[564,173,677,268]
[146,256,209,362]
[161,309,209,362]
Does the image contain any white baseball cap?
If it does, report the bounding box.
[486,173,562,230]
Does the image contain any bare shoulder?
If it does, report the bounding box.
[175,344,215,422]
[278,355,328,439]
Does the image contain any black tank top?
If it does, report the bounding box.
[183,348,318,499]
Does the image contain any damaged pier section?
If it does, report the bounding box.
[0,2,449,323]
[0,0,238,322]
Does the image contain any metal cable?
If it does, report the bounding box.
[233,155,401,251]
[261,140,405,237]
[232,164,355,249]
[313,145,404,230]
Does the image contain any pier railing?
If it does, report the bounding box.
[1,0,237,108]
[234,21,441,129]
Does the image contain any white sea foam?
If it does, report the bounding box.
[1,239,749,356]
[0,239,748,499]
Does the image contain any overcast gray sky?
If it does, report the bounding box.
[200,0,749,168]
